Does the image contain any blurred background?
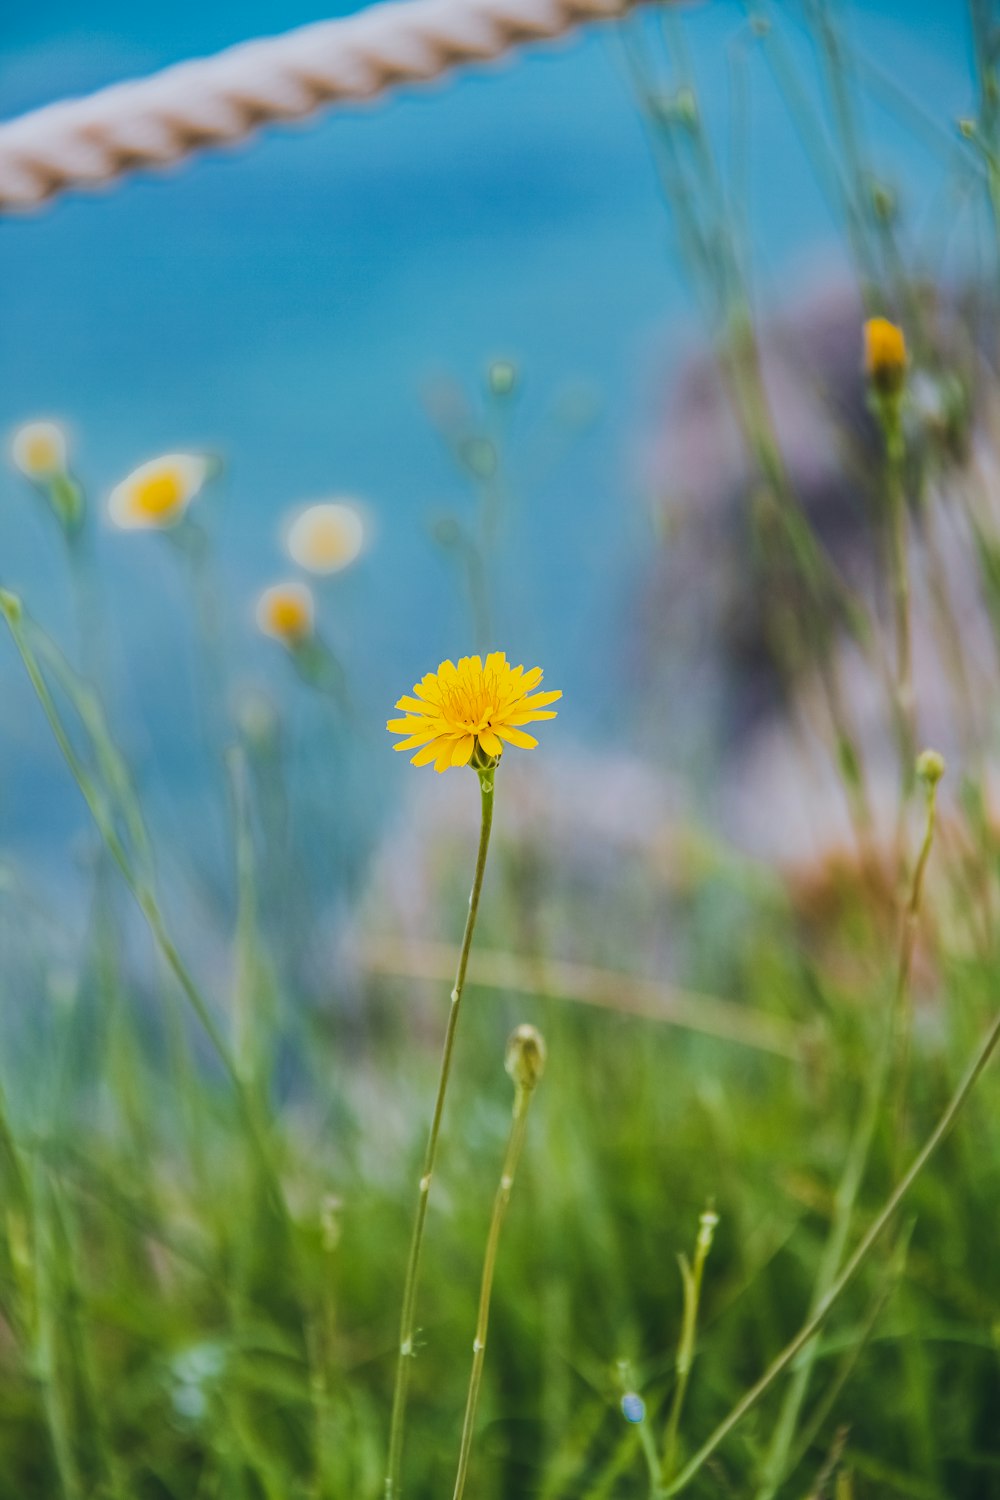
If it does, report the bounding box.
[0,0,976,882]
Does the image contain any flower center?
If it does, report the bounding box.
[134,471,184,517]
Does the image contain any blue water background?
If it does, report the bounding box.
[0,0,979,883]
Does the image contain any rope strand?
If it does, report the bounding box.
[0,0,632,212]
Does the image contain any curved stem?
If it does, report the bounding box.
[663,993,1000,1494]
[754,774,938,1499]
[384,767,496,1499]
[452,1082,534,1500]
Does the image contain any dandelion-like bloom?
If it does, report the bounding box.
[387,652,561,772]
[11,421,67,479]
[108,453,209,530]
[285,500,365,574]
[863,316,907,397]
[255,581,315,646]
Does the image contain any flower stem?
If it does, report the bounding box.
[1,599,287,1216]
[384,766,496,1500]
[663,981,1000,1495]
[662,1207,718,1482]
[753,765,939,1500]
[451,1082,534,1500]
[880,398,915,801]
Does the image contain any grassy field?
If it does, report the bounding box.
[3,3,1000,1498]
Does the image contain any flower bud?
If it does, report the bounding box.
[505,1024,546,1093]
[863,316,907,399]
[916,748,945,788]
[488,360,517,398]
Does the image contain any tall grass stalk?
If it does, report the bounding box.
[384,760,497,1499]
[666,922,1000,1495]
[661,1205,718,1482]
[753,753,941,1500]
[0,595,288,1220]
[451,1024,546,1500]
[876,390,916,803]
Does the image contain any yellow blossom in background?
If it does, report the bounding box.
[255,581,315,646]
[285,500,365,574]
[108,453,209,530]
[11,421,68,479]
[863,316,907,397]
[387,652,561,772]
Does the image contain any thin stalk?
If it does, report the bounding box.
[889,424,914,801]
[662,1207,719,1482]
[384,765,496,1500]
[1,599,286,1213]
[754,765,939,1500]
[452,1068,541,1500]
[784,1226,911,1480]
[32,1168,83,1500]
[872,395,915,804]
[888,767,942,1169]
[663,972,1000,1495]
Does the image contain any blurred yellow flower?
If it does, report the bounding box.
[285,500,365,574]
[11,421,67,479]
[108,454,209,530]
[256,581,315,646]
[863,317,907,396]
[387,652,561,772]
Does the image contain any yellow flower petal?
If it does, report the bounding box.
[412,739,447,767]
[451,736,476,767]
[495,726,538,749]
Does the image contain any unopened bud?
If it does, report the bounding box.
[696,1205,719,1257]
[916,748,945,788]
[488,360,517,397]
[863,316,907,399]
[505,1024,546,1092]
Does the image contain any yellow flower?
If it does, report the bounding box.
[387,652,561,772]
[108,453,209,530]
[285,500,365,574]
[11,421,67,479]
[863,317,907,397]
[255,581,315,645]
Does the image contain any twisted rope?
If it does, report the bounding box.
[0,0,631,213]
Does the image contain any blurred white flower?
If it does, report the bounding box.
[11,420,67,480]
[108,453,209,530]
[255,581,315,646]
[285,500,365,574]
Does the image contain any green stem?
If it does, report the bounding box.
[1,601,286,1213]
[452,1080,536,1500]
[754,772,938,1500]
[662,1208,718,1481]
[881,401,915,799]
[384,766,496,1499]
[664,980,1000,1494]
